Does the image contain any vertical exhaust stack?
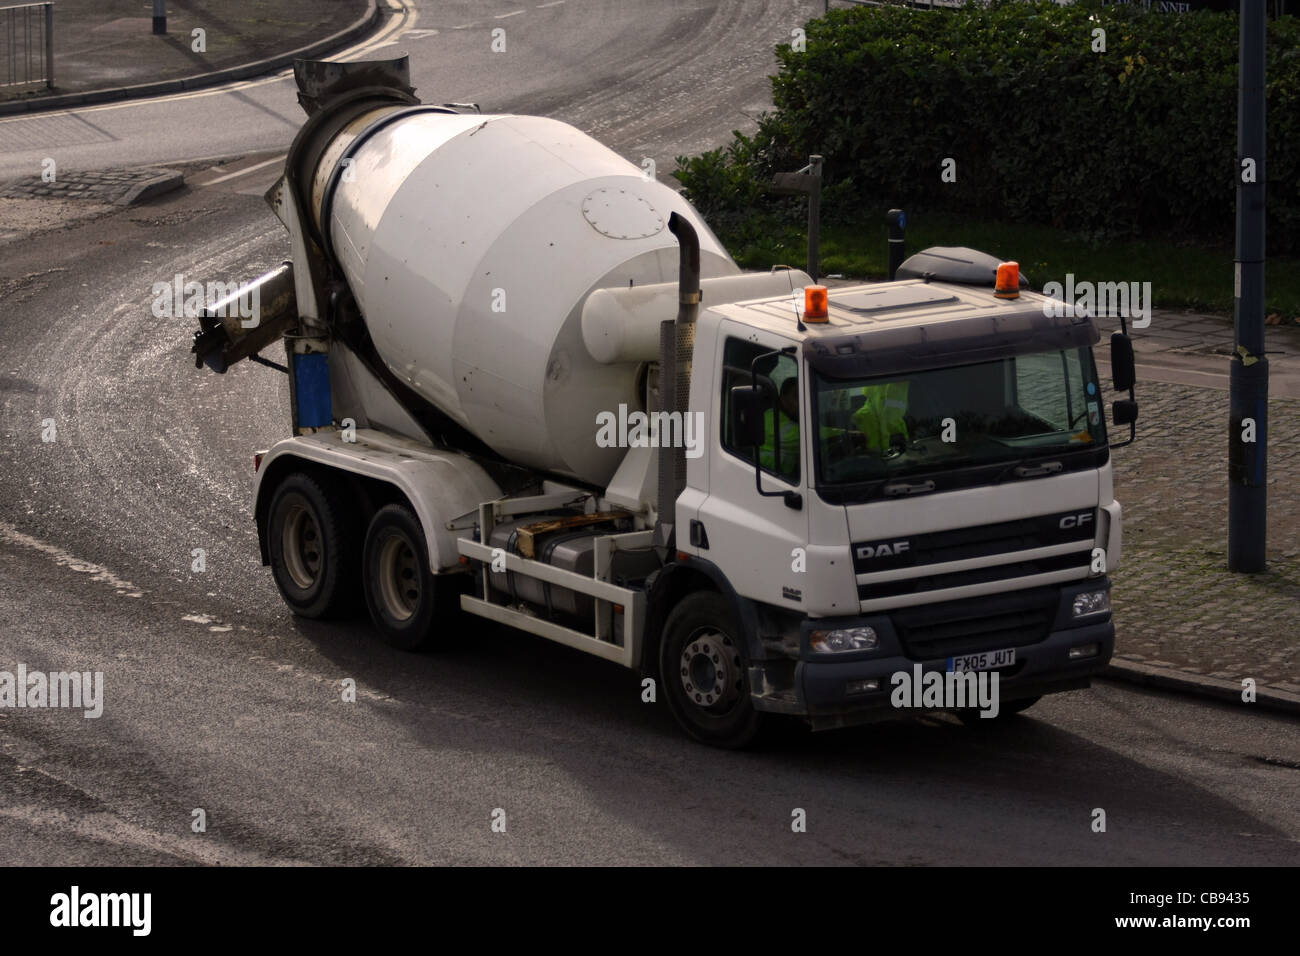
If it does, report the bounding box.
[656,212,701,551]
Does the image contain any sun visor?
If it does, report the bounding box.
[805,306,1098,379]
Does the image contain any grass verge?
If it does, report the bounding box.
[718,210,1300,319]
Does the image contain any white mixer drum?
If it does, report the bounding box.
[320,111,739,485]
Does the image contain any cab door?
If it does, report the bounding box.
[691,322,810,611]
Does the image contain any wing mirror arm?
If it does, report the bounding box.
[730,347,802,510]
[1109,314,1139,449]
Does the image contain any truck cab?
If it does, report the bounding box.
[668,275,1126,737]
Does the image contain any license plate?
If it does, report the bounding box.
[947,647,1016,673]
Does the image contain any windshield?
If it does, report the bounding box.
[813,346,1107,489]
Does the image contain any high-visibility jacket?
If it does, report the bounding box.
[759,408,800,478]
[851,381,910,452]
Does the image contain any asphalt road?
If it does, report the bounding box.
[0,0,791,180]
[0,0,1297,866]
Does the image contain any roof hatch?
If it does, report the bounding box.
[833,284,958,315]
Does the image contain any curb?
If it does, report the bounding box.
[117,169,185,206]
[0,0,379,118]
[1102,659,1300,716]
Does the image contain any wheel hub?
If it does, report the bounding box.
[679,629,741,710]
[282,502,322,589]
[377,533,421,621]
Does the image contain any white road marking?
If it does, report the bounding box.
[196,155,285,187]
[0,521,144,597]
[495,10,527,18]
[537,1,566,7]
[1135,363,1227,382]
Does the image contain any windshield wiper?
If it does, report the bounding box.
[992,457,1064,484]
[882,479,936,497]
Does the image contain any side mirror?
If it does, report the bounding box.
[1112,399,1138,427]
[731,385,766,448]
[1111,332,1135,392]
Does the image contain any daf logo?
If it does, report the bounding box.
[1060,512,1094,529]
[856,541,910,559]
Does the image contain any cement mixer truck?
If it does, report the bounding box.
[191,58,1138,747]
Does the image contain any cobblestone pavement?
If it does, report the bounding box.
[0,167,181,206]
[1098,307,1300,398]
[1111,378,1299,695]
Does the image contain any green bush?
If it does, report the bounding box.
[675,0,1300,252]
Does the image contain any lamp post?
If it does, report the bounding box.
[1228,0,1268,572]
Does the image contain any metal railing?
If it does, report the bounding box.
[1,1,53,90]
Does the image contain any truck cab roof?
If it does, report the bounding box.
[710,279,1100,378]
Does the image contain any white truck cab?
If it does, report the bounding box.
[669,276,1124,734]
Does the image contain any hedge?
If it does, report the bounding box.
[674,0,1300,252]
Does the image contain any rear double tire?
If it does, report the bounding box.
[362,503,457,651]
[267,471,359,619]
[659,591,763,749]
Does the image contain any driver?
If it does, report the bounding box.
[759,376,801,479]
[851,380,910,453]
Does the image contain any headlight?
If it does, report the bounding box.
[810,626,879,653]
[1072,589,1111,619]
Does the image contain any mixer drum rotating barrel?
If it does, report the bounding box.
[310,109,740,486]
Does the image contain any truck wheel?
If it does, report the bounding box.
[659,592,762,748]
[266,471,359,619]
[958,694,1041,724]
[362,503,443,650]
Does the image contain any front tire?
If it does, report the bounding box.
[362,503,450,650]
[266,471,359,619]
[659,591,762,748]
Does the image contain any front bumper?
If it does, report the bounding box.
[757,579,1115,730]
